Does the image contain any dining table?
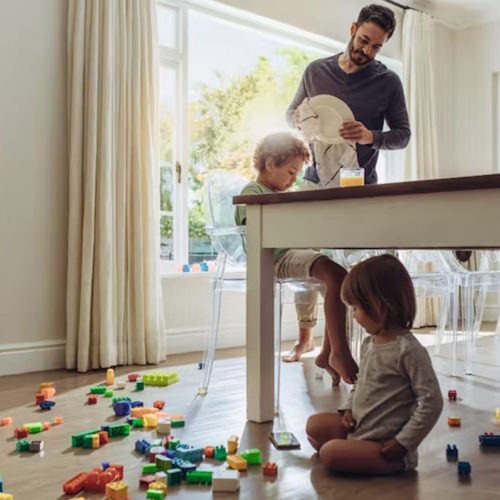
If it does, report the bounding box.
[233,173,500,423]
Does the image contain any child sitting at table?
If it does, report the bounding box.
[235,132,358,384]
[306,254,443,474]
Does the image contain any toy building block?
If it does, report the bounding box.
[104,390,114,398]
[139,475,156,489]
[0,475,2,492]
[41,387,56,399]
[63,472,88,494]
[35,394,45,405]
[149,481,168,495]
[102,461,110,470]
[88,395,98,405]
[113,396,132,404]
[0,494,13,500]
[176,445,204,463]
[92,433,100,449]
[238,448,262,465]
[131,400,144,408]
[204,446,214,458]
[131,407,158,418]
[143,414,159,428]
[227,435,239,454]
[448,389,457,400]
[114,401,131,417]
[23,422,43,433]
[53,416,63,425]
[39,400,56,410]
[155,471,167,484]
[168,438,180,450]
[142,371,180,386]
[106,368,115,386]
[136,381,145,391]
[83,434,94,449]
[99,431,109,445]
[458,461,471,477]
[171,418,185,428]
[132,418,143,428]
[263,462,278,476]
[156,455,172,471]
[107,423,130,437]
[149,446,166,463]
[166,468,182,486]
[142,464,157,475]
[14,427,28,439]
[179,461,196,479]
[116,381,126,390]
[146,489,165,500]
[71,428,101,447]
[29,440,44,452]
[448,416,461,427]
[135,439,151,455]
[478,432,500,446]
[165,449,176,459]
[157,418,171,434]
[227,454,248,471]
[446,444,458,460]
[153,400,165,410]
[105,480,128,499]
[213,445,227,461]
[1,417,12,426]
[186,470,213,485]
[39,382,54,390]
[212,469,240,492]
[16,440,30,452]
[42,421,51,431]
[85,468,119,492]
[90,385,107,394]
[496,408,500,420]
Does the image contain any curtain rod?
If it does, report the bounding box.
[383,0,423,13]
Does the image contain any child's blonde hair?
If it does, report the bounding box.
[341,254,416,330]
[253,132,310,172]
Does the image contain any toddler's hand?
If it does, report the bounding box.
[380,439,407,461]
[340,410,356,431]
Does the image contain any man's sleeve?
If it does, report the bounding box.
[370,75,411,150]
[286,71,308,128]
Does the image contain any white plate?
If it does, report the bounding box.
[299,94,355,144]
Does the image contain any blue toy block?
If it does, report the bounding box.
[135,439,151,455]
[458,461,471,477]
[200,262,209,272]
[446,444,458,460]
[176,445,204,463]
[102,461,110,470]
[39,400,56,410]
[0,474,3,492]
[166,449,176,459]
[114,400,131,417]
[478,433,500,446]
[182,264,190,272]
[131,400,144,408]
[101,424,110,433]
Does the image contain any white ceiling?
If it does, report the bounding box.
[406,0,500,29]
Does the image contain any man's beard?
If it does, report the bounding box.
[347,36,374,66]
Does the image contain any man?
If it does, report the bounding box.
[282,5,410,374]
[287,3,411,186]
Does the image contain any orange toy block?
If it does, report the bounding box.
[99,430,109,445]
[109,464,124,480]
[41,387,56,399]
[153,400,165,410]
[85,467,120,492]
[105,480,128,499]
[63,472,88,495]
[1,417,13,426]
[448,416,461,427]
[263,462,278,476]
[130,407,159,418]
[43,421,51,431]
[204,446,214,458]
[53,416,63,425]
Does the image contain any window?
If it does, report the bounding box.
[158,0,404,269]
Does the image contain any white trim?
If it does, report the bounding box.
[0,340,66,376]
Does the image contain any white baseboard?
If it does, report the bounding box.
[0,339,66,376]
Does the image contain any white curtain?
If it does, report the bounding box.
[66,0,166,372]
[402,10,439,181]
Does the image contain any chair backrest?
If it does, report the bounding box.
[203,170,249,267]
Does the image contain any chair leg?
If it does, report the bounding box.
[274,282,282,415]
[198,253,226,396]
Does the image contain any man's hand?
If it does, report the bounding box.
[380,439,407,461]
[340,410,356,431]
[339,121,374,145]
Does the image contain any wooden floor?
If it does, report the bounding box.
[1,331,500,500]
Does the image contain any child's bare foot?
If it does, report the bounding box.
[329,352,359,384]
[315,352,341,385]
[282,341,315,362]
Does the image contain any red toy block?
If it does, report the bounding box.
[204,446,214,458]
[88,395,98,405]
[448,416,461,427]
[63,472,88,495]
[128,373,140,382]
[99,430,109,445]
[15,427,28,439]
[153,400,165,410]
[139,475,156,488]
[85,467,120,492]
[263,462,278,476]
[36,394,46,405]
[448,390,457,401]
[109,464,124,480]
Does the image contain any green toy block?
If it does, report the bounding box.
[112,396,132,404]
[152,439,164,447]
[213,445,227,461]
[90,386,107,394]
[136,381,145,391]
[146,489,165,500]
[83,434,94,449]
[156,455,172,471]
[104,390,114,397]
[166,468,182,486]
[238,448,262,465]
[142,463,157,474]
[108,423,130,437]
[142,371,180,386]
[24,422,43,433]
[71,429,101,447]
[171,419,185,428]
[168,439,180,450]
[16,440,30,452]
[132,418,143,428]
[186,470,213,485]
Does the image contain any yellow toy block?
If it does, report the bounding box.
[496,408,500,420]
[105,480,128,499]
[0,494,14,500]
[149,481,168,494]
[227,454,247,471]
[227,435,239,454]
[143,414,159,428]
[39,382,54,390]
[92,433,100,449]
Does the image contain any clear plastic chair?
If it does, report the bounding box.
[198,170,325,414]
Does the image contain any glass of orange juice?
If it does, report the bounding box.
[340,167,364,187]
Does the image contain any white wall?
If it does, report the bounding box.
[0,0,68,375]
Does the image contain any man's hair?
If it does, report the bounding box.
[357,4,396,39]
[253,132,311,172]
[341,254,416,330]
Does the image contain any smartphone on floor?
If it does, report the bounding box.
[269,431,301,450]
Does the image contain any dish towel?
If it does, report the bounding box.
[314,142,360,188]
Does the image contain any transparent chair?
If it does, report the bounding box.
[198,170,325,414]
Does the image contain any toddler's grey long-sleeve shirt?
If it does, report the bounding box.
[342,333,443,468]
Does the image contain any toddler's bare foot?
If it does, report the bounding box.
[315,351,341,385]
[282,341,314,362]
[329,352,359,385]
